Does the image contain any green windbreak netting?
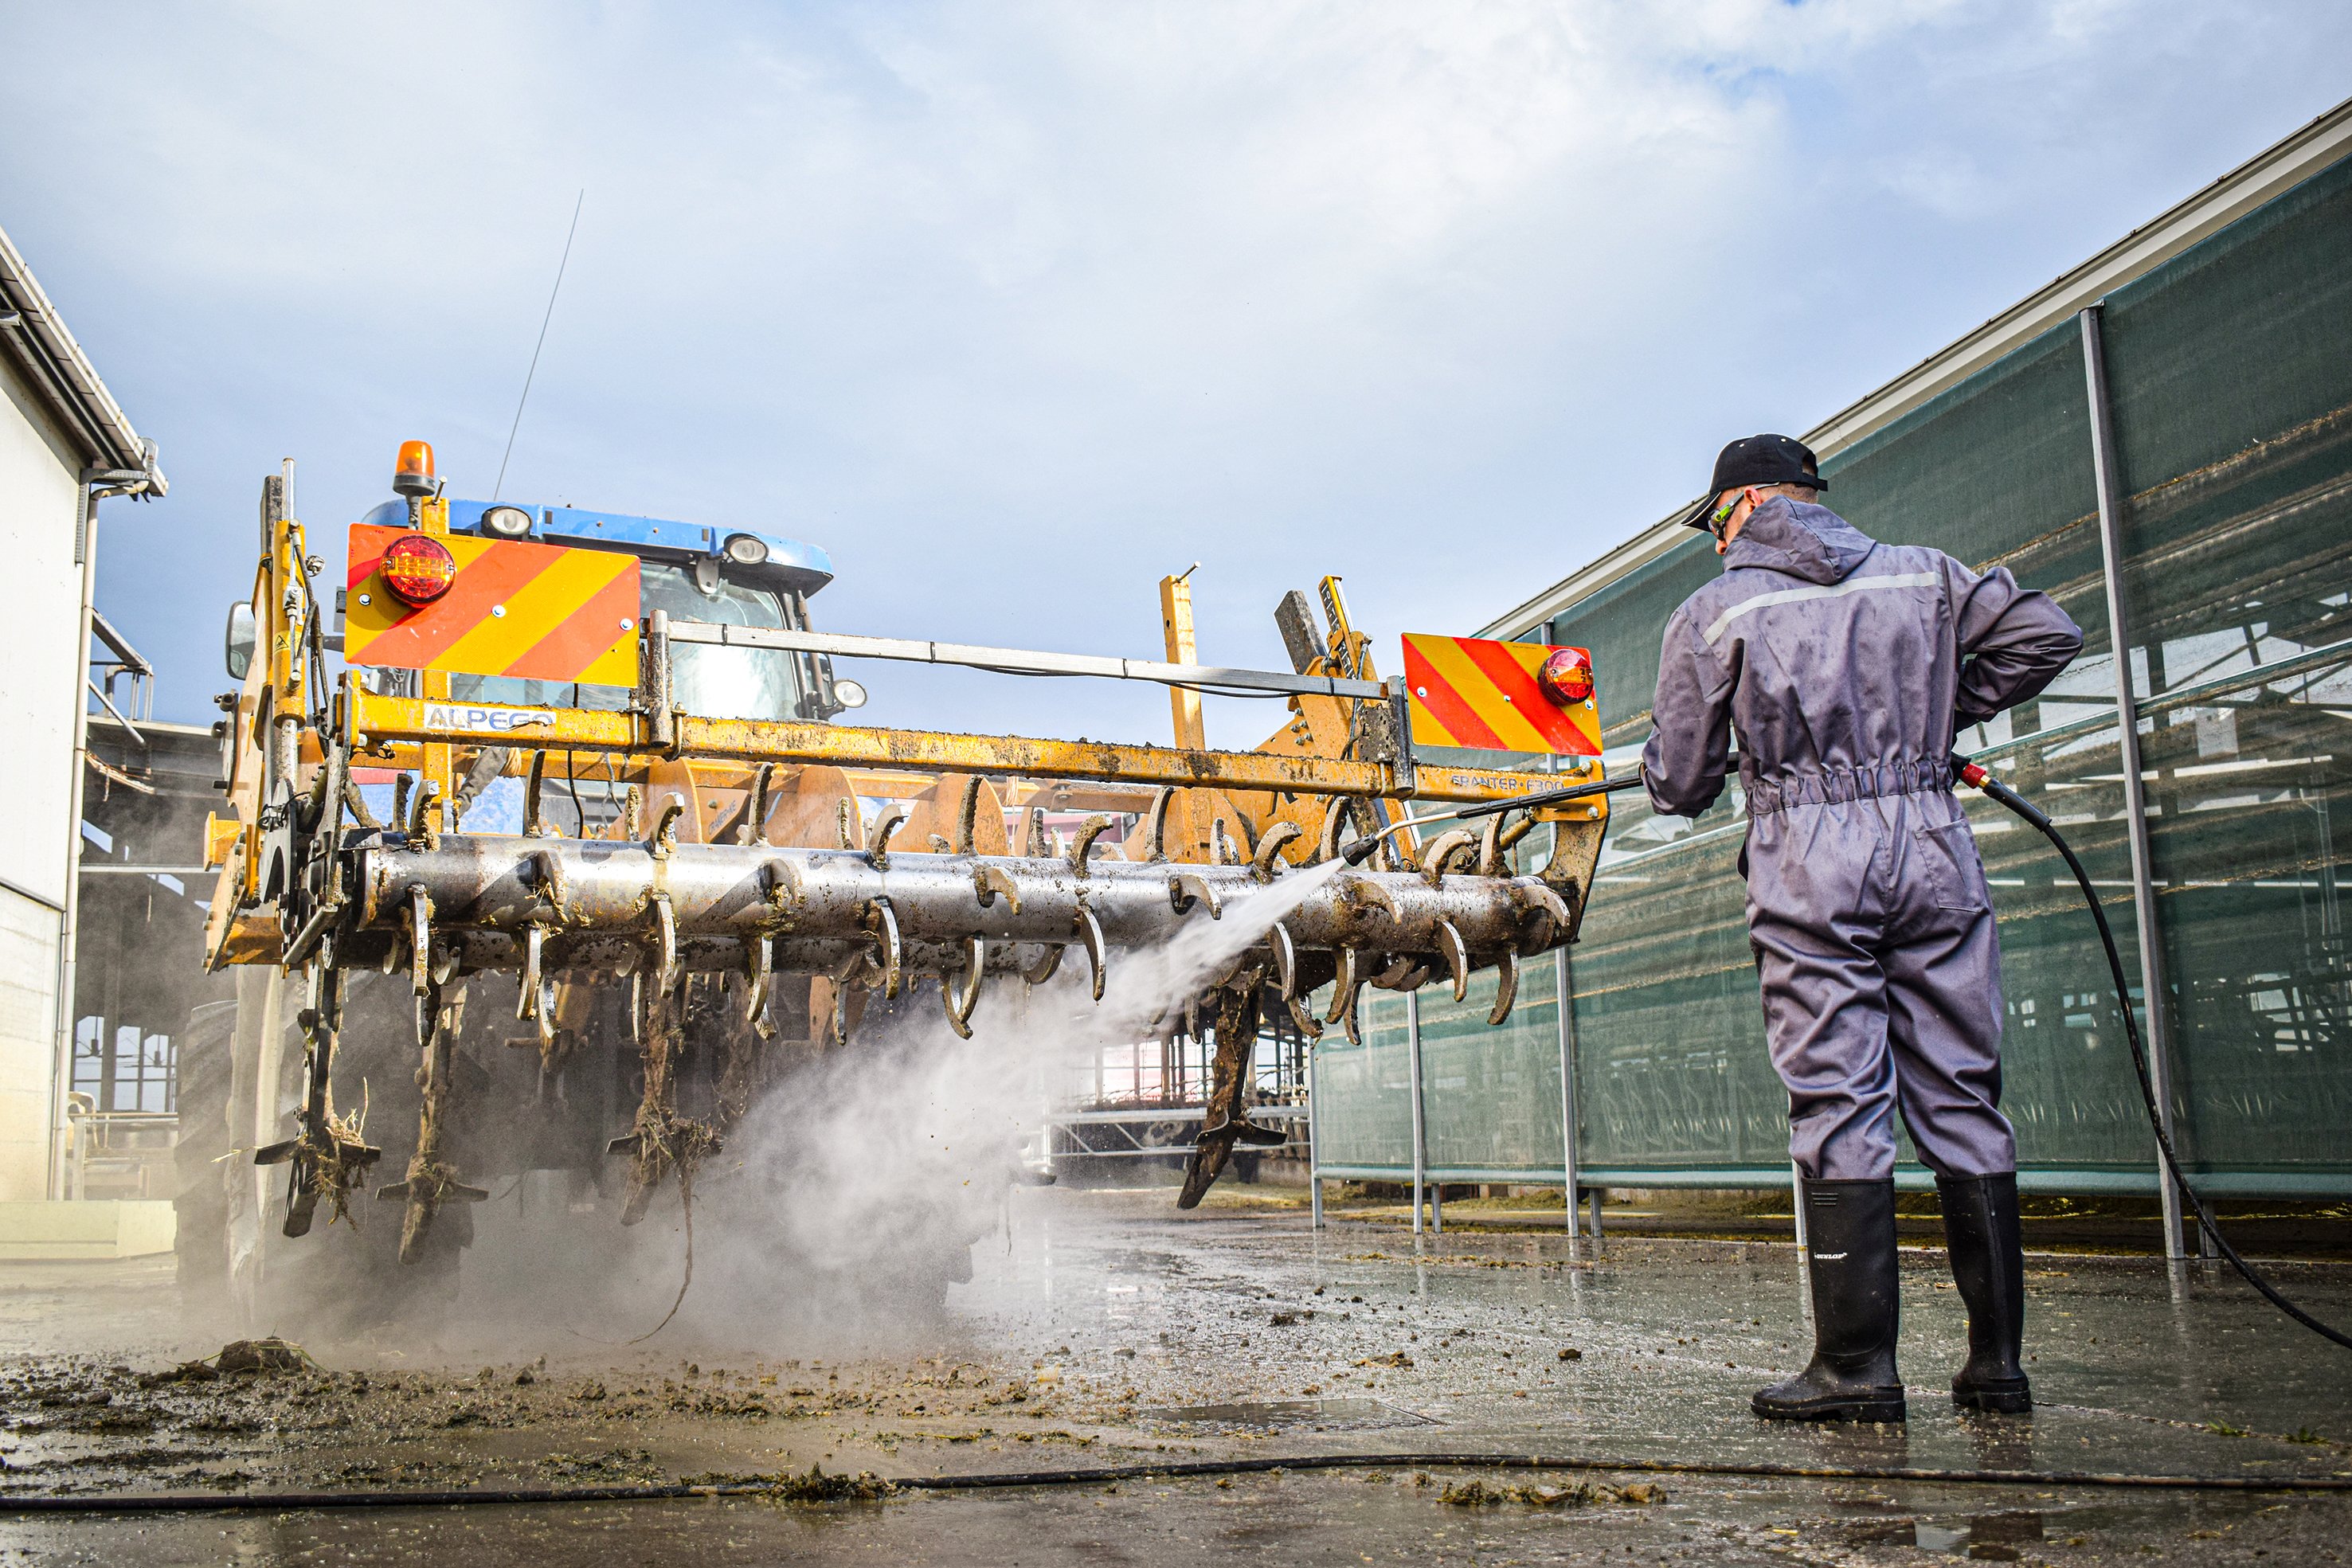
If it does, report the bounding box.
[1313,150,2352,1196]
[2098,150,2352,1186]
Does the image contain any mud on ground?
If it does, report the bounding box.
[0,1187,2348,1566]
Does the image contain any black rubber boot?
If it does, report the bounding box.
[1753,1178,1908,1423]
[1939,1171,2032,1414]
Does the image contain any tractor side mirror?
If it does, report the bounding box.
[831,678,868,710]
[224,602,256,681]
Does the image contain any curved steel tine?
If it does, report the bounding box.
[649,891,677,998]
[648,800,685,860]
[1339,980,1364,1046]
[739,762,776,847]
[1383,827,1419,875]
[1075,902,1107,1002]
[1020,943,1064,986]
[943,936,985,1038]
[536,978,556,1050]
[1513,877,1574,931]
[522,751,549,839]
[1350,875,1403,925]
[1143,788,1175,862]
[867,802,910,869]
[954,775,984,857]
[407,778,437,838]
[1286,993,1325,1040]
[1324,946,1360,1025]
[1067,815,1113,878]
[1317,799,1353,863]
[1437,918,1471,1003]
[761,857,804,916]
[745,933,773,1023]
[1268,921,1297,999]
[518,923,545,1019]
[1419,827,1477,888]
[1370,955,1417,990]
[972,862,1023,914]
[836,798,858,851]
[864,897,903,999]
[1488,948,1520,1026]
[527,846,569,923]
[1477,811,1508,877]
[928,834,954,854]
[1250,820,1303,882]
[408,885,432,997]
[1023,804,1051,858]
[1169,871,1223,919]
[1211,817,1234,866]
[829,982,851,1048]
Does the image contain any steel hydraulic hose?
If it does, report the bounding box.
[1952,754,2352,1351]
[0,1450,2344,1515]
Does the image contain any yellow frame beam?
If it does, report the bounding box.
[347,690,1593,806]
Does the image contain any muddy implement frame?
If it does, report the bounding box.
[206,482,1610,1265]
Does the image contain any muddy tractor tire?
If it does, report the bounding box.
[171,968,463,1340]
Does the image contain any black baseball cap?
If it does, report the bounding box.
[1674,433,1826,530]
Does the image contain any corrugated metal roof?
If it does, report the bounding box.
[1479,93,2352,641]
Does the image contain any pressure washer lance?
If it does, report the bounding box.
[1337,768,1649,866]
[1953,753,2352,1351]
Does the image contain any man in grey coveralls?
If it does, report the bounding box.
[1643,434,2082,1423]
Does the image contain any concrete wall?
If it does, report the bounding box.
[0,354,86,1200]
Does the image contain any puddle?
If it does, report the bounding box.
[1845,1511,2046,1558]
[1141,1398,1437,1433]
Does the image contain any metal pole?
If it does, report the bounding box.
[1556,947,1582,1260]
[49,476,106,1198]
[2080,304,2187,1264]
[1407,989,1426,1236]
[1307,1039,1323,1230]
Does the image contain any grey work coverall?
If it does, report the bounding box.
[1641,498,2083,1181]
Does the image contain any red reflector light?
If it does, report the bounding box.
[1536,647,1594,707]
[380,533,457,606]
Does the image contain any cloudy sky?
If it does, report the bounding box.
[5,2,2347,747]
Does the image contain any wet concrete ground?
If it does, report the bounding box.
[0,1186,2346,1564]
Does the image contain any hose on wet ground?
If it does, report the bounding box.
[16,761,2345,1519]
[0,1450,2346,1515]
[1952,755,2352,1351]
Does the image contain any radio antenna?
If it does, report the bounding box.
[493,189,585,502]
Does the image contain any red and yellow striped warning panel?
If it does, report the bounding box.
[1402,633,1601,755]
[345,524,640,686]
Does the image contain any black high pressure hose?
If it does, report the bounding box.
[1951,754,2352,1351]
[5,763,2342,1522]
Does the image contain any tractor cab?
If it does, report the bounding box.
[348,495,862,722]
